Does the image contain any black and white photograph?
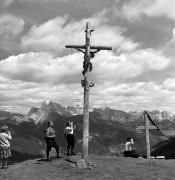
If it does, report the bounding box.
[0,0,175,179]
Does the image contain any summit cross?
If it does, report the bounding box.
[65,22,112,161]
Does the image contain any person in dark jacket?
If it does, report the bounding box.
[44,121,60,160]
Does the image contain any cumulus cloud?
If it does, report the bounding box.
[0,46,172,113]
[1,73,175,113]
[0,48,170,85]
[0,14,25,39]
[0,76,83,113]
[21,13,138,54]
[0,1,174,113]
[1,0,69,6]
[90,80,175,111]
[1,0,14,7]
[163,78,175,90]
[0,52,83,84]
[164,28,175,58]
[121,0,175,20]
[92,49,171,82]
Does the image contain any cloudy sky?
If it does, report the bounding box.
[0,0,175,113]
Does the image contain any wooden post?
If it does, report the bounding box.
[82,22,91,160]
[144,112,151,160]
[136,111,159,160]
[65,22,112,162]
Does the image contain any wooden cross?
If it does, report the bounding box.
[136,111,160,160]
[65,22,112,161]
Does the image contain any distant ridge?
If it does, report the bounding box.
[93,107,136,123]
[26,101,74,124]
[1,101,175,125]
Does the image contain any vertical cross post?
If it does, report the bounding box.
[65,22,112,162]
[144,112,151,160]
[136,111,159,160]
[82,22,91,160]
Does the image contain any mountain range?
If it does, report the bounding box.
[0,100,175,163]
[1,100,175,126]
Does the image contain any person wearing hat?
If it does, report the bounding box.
[44,121,60,161]
[0,125,12,169]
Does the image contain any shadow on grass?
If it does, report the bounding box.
[9,150,40,165]
[64,158,77,164]
[37,158,49,162]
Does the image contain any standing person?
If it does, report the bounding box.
[124,137,139,158]
[64,121,76,156]
[0,125,12,169]
[44,121,60,161]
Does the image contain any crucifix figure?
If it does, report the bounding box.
[65,22,112,162]
[136,111,160,160]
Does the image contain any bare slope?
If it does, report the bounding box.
[1,155,175,180]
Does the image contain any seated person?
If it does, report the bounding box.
[124,137,139,158]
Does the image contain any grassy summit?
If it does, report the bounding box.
[0,155,175,180]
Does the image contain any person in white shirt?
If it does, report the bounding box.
[0,125,12,169]
[124,137,139,158]
[64,121,76,156]
[125,137,134,151]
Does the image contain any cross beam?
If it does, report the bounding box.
[65,45,112,51]
[136,111,159,160]
[65,22,112,161]
[136,126,158,130]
